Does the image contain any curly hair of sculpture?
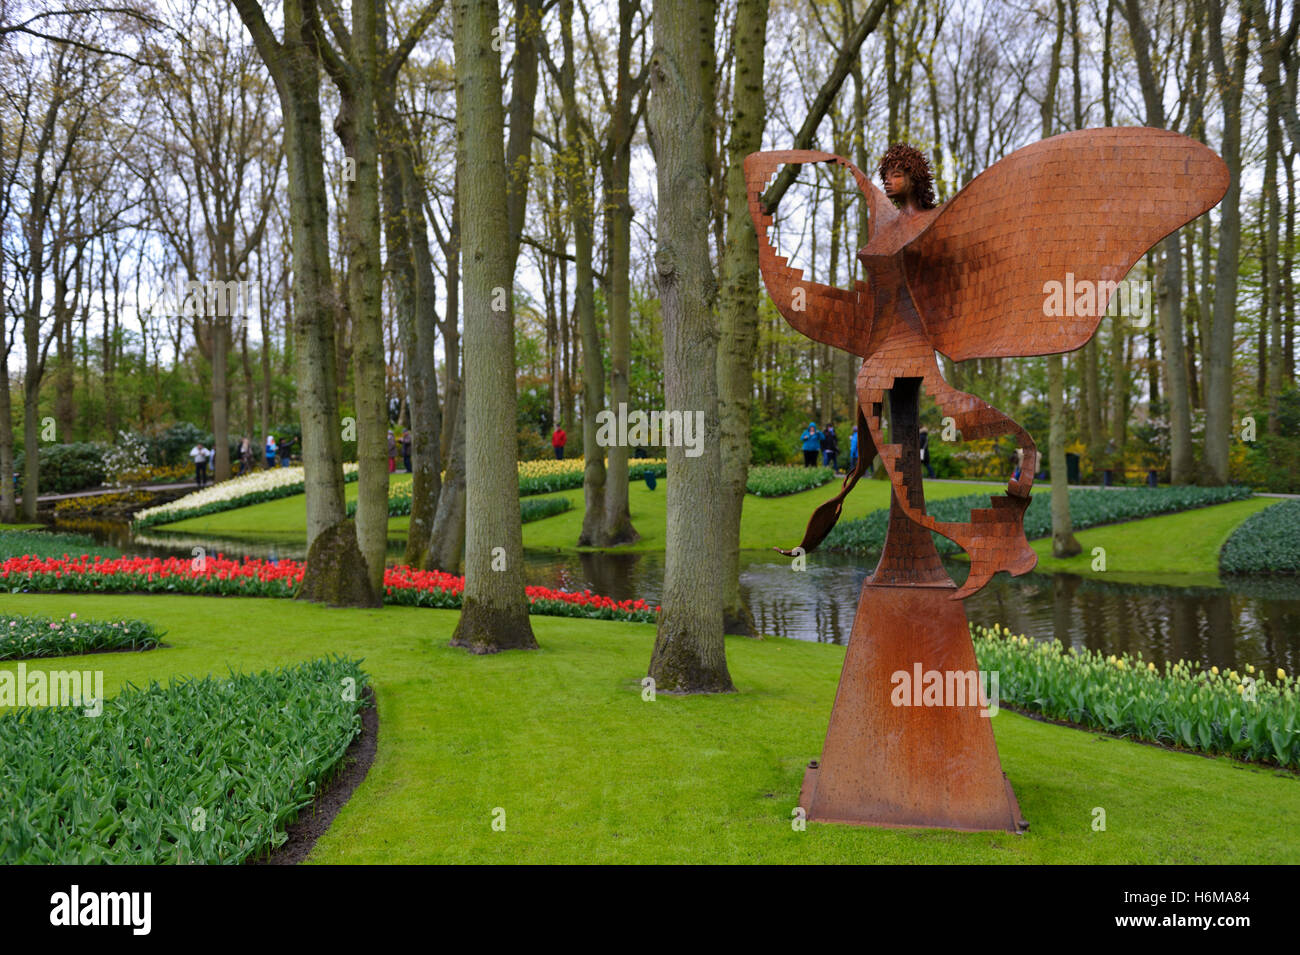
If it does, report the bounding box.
[878,141,936,210]
[746,128,1229,833]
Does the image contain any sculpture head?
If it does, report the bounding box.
[878,142,936,211]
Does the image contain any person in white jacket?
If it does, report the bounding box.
[189,443,211,488]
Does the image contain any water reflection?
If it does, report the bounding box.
[520,549,1300,674]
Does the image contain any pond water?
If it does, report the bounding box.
[49,518,1300,674]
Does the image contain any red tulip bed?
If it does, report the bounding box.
[1,553,660,624]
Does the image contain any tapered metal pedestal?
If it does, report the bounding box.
[799,580,1028,833]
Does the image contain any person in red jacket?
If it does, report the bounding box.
[551,426,567,459]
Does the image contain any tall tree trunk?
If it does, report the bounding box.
[1043,0,1077,554]
[1285,151,1296,383]
[334,0,389,597]
[1157,236,1192,482]
[0,252,13,520]
[600,0,642,548]
[1202,0,1249,484]
[21,211,47,521]
[645,0,734,693]
[241,323,255,444]
[232,0,358,598]
[1048,353,1080,555]
[560,0,607,546]
[715,0,768,637]
[438,178,461,465]
[428,185,464,567]
[212,318,232,481]
[260,253,273,451]
[427,398,466,572]
[449,0,537,652]
[383,99,443,568]
[1111,310,1128,450]
[1260,53,1283,432]
[1121,0,1191,482]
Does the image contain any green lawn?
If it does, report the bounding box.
[1029,496,1279,586]
[1,591,1295,863]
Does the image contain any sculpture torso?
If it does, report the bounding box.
[857,205,943,360]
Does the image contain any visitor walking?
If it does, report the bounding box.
[265,435,277,469]
[800,422,822,467]
[822,425,839,471]
[849,426,859,473]
[279,436,293,467]
[401,428,412,472]
[238,436,253,475]
[552,425,567,460]
[387,430,397,473]
[919,426,936,479]
[190,442,210,488]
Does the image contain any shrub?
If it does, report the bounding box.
[520,495,572,522]
[1240,435,1300,493]
[0,657,370,863]
[517,427,550,462]
[153,423,212,467]
[749,425,792,465]
[926,439,963,478]
[101,432,152,487]
[13,443,109,495]
[1220,499,1300,576]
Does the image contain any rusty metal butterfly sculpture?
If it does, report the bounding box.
[747,128,1230,598]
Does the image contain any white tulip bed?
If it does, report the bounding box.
[133,463,359,529]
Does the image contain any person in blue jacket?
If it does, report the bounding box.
[800,422,822,467]
[849,426,859,473]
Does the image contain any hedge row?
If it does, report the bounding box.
[1219,499,1300,576]
[745,465,835,497]
[345,490,572,522]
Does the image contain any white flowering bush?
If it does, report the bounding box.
[133,463,359,528]
[101,432,152,488]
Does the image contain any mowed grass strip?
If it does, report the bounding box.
[1030,497,1279,584]
[0,592,1294,864]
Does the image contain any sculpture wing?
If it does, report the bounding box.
[900,127,1229,360]
[745,150,895,357]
